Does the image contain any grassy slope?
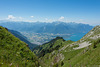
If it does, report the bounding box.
[0,26,39,67]
[33,37,73,57]
[33,37,75,67]
[38,41,83,67]
[63,38,100,67]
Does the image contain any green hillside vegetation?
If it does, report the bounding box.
[33,25,100,67]
[33,37,73,57]
[0,26,39,67]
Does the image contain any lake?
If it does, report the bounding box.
[64,33,86,41]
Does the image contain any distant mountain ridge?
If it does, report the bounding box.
[0,21,93,34]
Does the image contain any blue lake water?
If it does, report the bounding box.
[64,33,86,41]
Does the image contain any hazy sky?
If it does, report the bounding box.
[0,0,100,25]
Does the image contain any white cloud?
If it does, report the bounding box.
[30,16,34,18]
[59,16,64,20]
[7,15,16,19]
[19,17,24,20]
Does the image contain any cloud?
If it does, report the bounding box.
[7,15,16,19]
[19,17,24,20]
[30,16,34,18]
[59,16,64,20]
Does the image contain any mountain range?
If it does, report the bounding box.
[0,21,93,34]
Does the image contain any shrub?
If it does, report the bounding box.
[61,61,64,66]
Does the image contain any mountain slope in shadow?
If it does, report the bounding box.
[8,29,37,50]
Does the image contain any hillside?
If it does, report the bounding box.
[0,26,39,67]
[33,25,100,67]
[8,29,37,50]
[33,37,73,57]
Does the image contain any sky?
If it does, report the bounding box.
[0,0,100,25]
